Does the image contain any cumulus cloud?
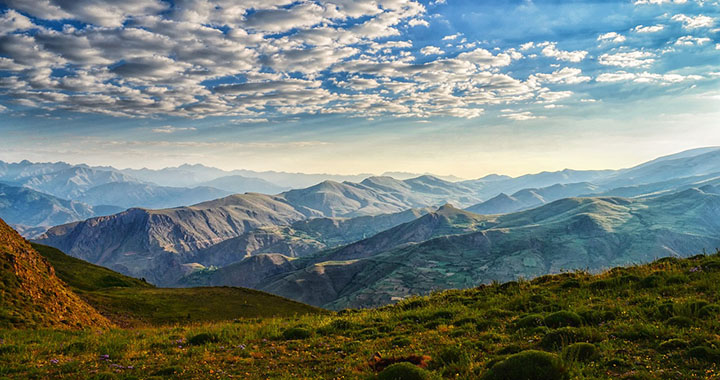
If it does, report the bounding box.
[598,51,655,68]
[420,46,444,55]
[539,42,588,62]
[674,35,712,45]
[671,14,715,29]
[597,32,626,43]
[633,24,665,33]
[596,71,702,84]
[530,67,591,85]
[501,111,543,121]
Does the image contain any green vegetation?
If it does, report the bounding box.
[2,250,720,378]
[32,243,322,327]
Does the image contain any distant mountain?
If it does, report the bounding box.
[196,175,288,194]
[466,182,599,215]
[36,193,316,284]
[0,218,111,329]
[254,187,720,309]
[76,182,231,209]
[16,166,140,199]
[191,208,431,268]
[0,182,122,233]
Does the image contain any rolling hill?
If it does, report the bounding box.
[30,243,321,327]
[252,187,720,309]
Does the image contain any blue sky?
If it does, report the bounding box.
[0,0,719,177]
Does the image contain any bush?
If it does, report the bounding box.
[377,362,434,380]
[391,336,412,348]
[515,314,545,329]
[540,328,588,350]
[544,311,582,328]
[480,350,568,380]
[187,332,219,345]
[430,346,468,368]
[578,310,615,325]
[562,343,598,362]
[282,327,312,340]
[687,346,720,363]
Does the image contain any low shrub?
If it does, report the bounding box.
[666,316,693,328]
[515,314,545,329]
[480,350,568,380]
[376,362,434,380]
[562,342,598,362]
[544,311,582,328]
[540,328,589,350]
[657,339,688,352]
[687,346,720,363]
[187,332,219,345]
[282,327,312,340]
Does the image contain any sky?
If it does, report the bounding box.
[0,0,719,178]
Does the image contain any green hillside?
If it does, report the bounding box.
[31,243,323,327]
[1,250,719,379]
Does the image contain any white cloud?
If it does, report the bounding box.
[152,125,197,133]
[674,35,712,45]
[597,32,626,43]
[530,67,591,85]
[539,42,588,62]
[598,51,655,68]
[596,71,702,84]
[408,18,429,27]
[442,33,462,41]
[633,24,665,33]
[671,14,715,29]
[420,46,444,55]
[501,111,543,121]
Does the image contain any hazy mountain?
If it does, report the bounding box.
[256,187,720,309]
[196,175,288,194]
[76,182,231,209]
[16,166,140,199]
[0,218,111,329]
[0,182,122,233]
[191,208,431,268]
[36,193,317,283]
[466,182,599,215]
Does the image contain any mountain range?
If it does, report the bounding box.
[22,146,720,309]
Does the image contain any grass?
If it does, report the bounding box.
[31,243,323,327]
[1,251,719,379]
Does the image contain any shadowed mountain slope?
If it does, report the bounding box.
[0,218,111,329]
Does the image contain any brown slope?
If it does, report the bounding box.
[0,218,111,329]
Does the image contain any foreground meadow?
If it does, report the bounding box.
[2,252,720,379]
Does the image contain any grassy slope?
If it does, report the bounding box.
[1,251,719,379]
[31,243,322,327]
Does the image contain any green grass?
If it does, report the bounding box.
[2,251,719,379]
[31,243,323,327]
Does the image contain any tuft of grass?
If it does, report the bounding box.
[480,350,568,380]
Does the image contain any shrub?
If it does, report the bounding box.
[515,314,545,329]
[544,311,582,328]
[480,350,568,380]
[540,328,588,350]
[562,343,598,362]
[391,337,412,348]
[376,362,434,380]
[430,346,469,368]
[687,346,720,363]
[453,317,478,327]
[282,327,312,340]
[638,273,664,289]
[578,309,615,325]
[658,339,688,352]
[187,332,219,345]
[685,300,709,315]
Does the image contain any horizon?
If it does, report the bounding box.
[2,145,717,181]
[1,1,719,177]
